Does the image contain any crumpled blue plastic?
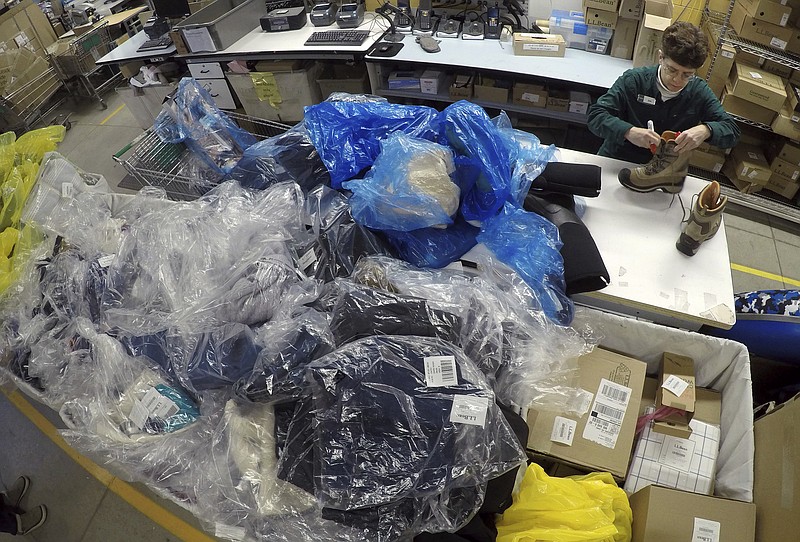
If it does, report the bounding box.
[477,203,573,325]
[342,133,458,231]
[303,99,441,188]
[384,216,479,269]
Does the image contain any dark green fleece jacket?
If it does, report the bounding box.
[587,65,740,164]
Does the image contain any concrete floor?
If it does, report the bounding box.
[2,90,800,541]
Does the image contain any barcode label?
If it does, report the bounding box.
[550,416,577,445]
[594,402,624,421]
[424,355,458,387]
[450,395,489,427]
[692,518,721,542]
[598,378,632,407]
[62,182,74,199]
[297,248,317,271]
[98,254,115,268]
[601,383,629,404]
[662,374,690,397]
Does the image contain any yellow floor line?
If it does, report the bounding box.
[2,388,217,542]
[99,104,126,126]
[731,263,800,288]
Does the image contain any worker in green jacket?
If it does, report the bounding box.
[587,21,740,164]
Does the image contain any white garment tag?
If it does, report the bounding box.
[140,387,178,419]
[692,517,721,542]
[659,434,697,472]
[662,374,690,397]
[297,248,317,271]
[215,522,246,541]
[450,395,489,427]
[582,378,632,449]
[61,182,74,199]
[424,355,458,387]
[129,400,149,430]
[98,254,115,268]
[550,416,577,445]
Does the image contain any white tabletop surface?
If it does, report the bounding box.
[366,35,633,90]
[96,29,177,65]
[557,148,735,330]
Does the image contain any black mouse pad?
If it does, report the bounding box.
[370,42,404,57]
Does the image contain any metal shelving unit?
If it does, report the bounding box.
[703,4,800,223]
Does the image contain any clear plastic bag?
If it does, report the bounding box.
[291,335,527,540]
[496,463,632,542]
[478,202,573,326]
[225,121,331,192]
[303,98,441,187]
[154,78,257,179]
[343,133,460,231]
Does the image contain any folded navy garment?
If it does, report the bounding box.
[328,282,462,346]
[123,323,262,392]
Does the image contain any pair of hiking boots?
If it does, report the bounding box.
[618,130,726,256]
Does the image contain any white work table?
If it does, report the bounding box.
[96,29,177,65]
[558,148,735,330]
[365,35,633,90]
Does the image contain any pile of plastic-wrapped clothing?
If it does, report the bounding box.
[0,79,603,542]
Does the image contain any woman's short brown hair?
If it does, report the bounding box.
[662,21,708,69]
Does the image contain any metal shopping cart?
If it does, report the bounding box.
[0,66,68,134]
[48,23,121,110]
[113,112,293,200]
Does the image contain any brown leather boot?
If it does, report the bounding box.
[676,180,727,256]
[618,131,689,194]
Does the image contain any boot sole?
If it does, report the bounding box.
[619,176,685,194]
[676,234,700,256]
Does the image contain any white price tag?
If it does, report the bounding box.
[98,254,115,268]
[692,517,721,542]
[61,182,74,199]
[129,399,149,430]
[712,163,722,173]
[662,374,690,397]
[297,248,317,271]
[450,395,489,427]
[424,355,458,387]
[215,522,246,541]
[771,37,788,49]
[551,416,577,445]
[659,435,697,472]
[721,50,734,59]
[749,72,763,80]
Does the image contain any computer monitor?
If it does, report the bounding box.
[150,0,192,20]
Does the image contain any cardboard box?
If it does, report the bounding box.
[771,103,800,139]
[768,139,800,165]
[419,69,445,95]
[569,90,592,114]
[618,0,644,19]
[169,30,189,55]
[721,86,778,125]
[730,1,792,50]
[547,89,570,112]
[724,163,764,193]
[629,485,756,542]
[689,146,727,173]
[584,7,618,29]
[771,156,800,181]
[764,170,800,198]
[735,49,764,68]
[730,143,772,184]
[786,80,800,120]
[119,60,145,80]
[449,74,473,99]
[611,17,638,59]
[512,82,547,108]
[753,393,800,541]
[789,26,800,56]
[632,0,674,68]
[653,352,696,438]
[698,42,735,82]
[387,69,422,90]
[512,33,566,56]
[740,0,792,27]
[317,63,369,98]
[584,0,619,12]
[625,378,721,496]
[586,25,613,54]
[525,347,647,479]
[728,63,787,112]
[473,75,510,103]
[762,58,793,79]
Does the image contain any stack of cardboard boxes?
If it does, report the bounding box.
[523,347,757,542]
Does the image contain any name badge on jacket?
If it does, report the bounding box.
[637,94,657,105]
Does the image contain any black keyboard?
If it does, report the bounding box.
[137,35,173,52]
[305,30,370,46]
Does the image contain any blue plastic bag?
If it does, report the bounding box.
[303,99,440,187]
[439,101,512,223]
[154,78,257,177]
[384,216,479,268]
[342,133,459,231]
[477,203,573,325]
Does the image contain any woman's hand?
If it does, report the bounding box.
[674,125,711,154]
[625,127,661,150]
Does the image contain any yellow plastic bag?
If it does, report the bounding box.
[0,224,44,295]
[13,125,66,165]
[0,131,16,185]
[496,463,632,542]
